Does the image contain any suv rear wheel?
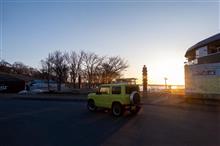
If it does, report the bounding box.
[112,103,124,117]
[87,100,97,112]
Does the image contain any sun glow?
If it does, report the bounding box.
[125,57,185,86]
[148,62,184,85]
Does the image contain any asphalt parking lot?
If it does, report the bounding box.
[0,96,219,146]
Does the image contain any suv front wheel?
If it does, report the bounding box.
[112,103,124,117]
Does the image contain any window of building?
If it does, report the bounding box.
[196,46,208,58]
[112,86,121,94]
[209,48,217,54]
[208,46,220,55]
[100,87,110,94]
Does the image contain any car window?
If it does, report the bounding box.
[100,86,110,94]
[112,86,121,94]
[126,85,139,94]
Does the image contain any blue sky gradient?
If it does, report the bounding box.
[0,0,219,84]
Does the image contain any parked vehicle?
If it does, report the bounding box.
[87,84,141,116]
[28,80,57,92]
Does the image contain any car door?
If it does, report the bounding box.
[95,86,111,108]
[111,86,122,105]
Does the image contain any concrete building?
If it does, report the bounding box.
[185,33,220,99]
[0,73,25,93]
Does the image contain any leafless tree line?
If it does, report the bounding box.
[41,50,128,91]
[0,60,42,78]
[0,50,128,91]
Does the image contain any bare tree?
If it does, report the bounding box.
[1,60,41,79]
[50,51,69,91]
[83,52,104,88]
[67,51,84,88]
[39,50,129,90]
[0,60,12,73]
[101,56,128,83]
[12,62,29,75]
[41,53,53,91]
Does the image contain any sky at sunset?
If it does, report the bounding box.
[0,0,219,85]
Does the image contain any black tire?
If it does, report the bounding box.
[130,91,141,105]
[87,100,97,112]
[130,106,141,115]
[112,103,124,117]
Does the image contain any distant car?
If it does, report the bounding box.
[87,84,141,116]
[28,80,57,92]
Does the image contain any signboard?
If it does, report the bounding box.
[0,85,8,91]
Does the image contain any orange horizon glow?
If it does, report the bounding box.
[124,56,185,86]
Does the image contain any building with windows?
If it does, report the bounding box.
[184,33,220,99]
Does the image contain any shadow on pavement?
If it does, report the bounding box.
[0,101,136,146]
[72,109,136,146]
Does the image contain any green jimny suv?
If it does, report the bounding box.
[87,84,141,117]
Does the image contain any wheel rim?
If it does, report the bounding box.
[88,101,95,111]
[113,104,121,116]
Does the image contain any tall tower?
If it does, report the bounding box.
[142,65,148,95]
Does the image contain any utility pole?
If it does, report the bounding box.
[142,65,148,97]
[164,77,168,89]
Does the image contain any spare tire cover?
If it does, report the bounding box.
[130,91,140,104]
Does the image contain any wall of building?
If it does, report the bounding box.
[185,63,220,98]
[0,80,25,93]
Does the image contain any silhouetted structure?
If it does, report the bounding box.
[142,65,148,96]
